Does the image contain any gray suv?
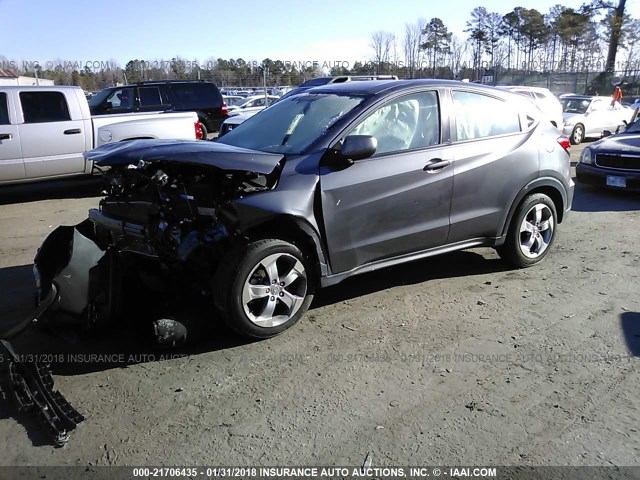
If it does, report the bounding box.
[34,80,574,340]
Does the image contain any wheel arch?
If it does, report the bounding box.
[501,177,567,237]
[241,215,330,281]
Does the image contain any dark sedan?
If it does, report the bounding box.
[576,110,640,190]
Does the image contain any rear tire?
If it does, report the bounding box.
[213,239,315,338]
[497,193,558,268]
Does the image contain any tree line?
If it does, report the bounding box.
[366,0,638,90]
[0,0,637,93]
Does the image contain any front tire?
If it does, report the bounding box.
[570,123,585,145]
[213,239,315,338]
[497,193,558,268]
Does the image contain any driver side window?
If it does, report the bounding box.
[347,91,440,155]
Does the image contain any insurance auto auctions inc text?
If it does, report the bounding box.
[251,466,497,478]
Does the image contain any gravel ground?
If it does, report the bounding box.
[0,143,638,467]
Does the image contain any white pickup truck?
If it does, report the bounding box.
[0,85,202,184]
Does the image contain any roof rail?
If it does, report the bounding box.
[349,75,398,80]
[133,79,207,85]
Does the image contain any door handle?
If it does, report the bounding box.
[423,159,451,172]
[0,133,12,140]
[64,129,81,135]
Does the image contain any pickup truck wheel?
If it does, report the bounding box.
[497,193,557,268]
[570,124,584,145]
[213,239,315,338]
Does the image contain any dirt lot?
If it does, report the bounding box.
[0,143,638,467]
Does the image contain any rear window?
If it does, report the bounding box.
[0,93,9,124]
[171,83,222,108]
[20,91,71,123]
[452,91,521,140]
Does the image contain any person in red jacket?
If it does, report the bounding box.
[611,82,622,107]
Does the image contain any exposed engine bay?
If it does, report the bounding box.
[1,140,285,445]
[41,156,280,332]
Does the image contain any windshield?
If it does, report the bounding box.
[562,98,591,114]
[88,88,113,108]
[217,93,367,154]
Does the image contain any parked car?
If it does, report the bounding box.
[34,79,574,342]
[218,111,257,137]
[498,85,563,129]
[271,86,293,96]
[560,95,635,144]
[227,95,279,116]
[576,108,640,190]
[0,86,202,185]
[222,95,244,107]
[89,80,228,136]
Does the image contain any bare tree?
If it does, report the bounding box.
[370,30,395,73]
[448,36,468,78]
[620,18,640,74]
[403,20,426,78]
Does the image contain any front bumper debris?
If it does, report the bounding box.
[0,284,85,447]
[0,220,106,446]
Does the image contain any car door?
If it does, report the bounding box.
[0,91,25,182]
[18,90,86,179]
[447,89,538,243]
[320,90,454,274]
[585,99,610,135]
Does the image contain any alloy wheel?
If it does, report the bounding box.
[241,253,307,327]
[518,204,555,259]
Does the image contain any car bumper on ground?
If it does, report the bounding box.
[575,162,640,190]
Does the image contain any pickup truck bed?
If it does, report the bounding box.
[0,85,201,185]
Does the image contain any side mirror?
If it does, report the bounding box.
[340,135,377,161]
[602,130,612,138]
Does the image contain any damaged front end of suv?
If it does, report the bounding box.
[33,140,289,340]
[2,139,316,445]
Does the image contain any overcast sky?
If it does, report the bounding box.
[1,0,638,67]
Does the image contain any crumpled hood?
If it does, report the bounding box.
[84,139,284,175]
[590,133,640,153]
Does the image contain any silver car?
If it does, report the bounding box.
[561,95,635,144]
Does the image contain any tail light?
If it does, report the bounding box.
[557,135,570,154]
[194,122,204,140]
[221,102,228,116]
